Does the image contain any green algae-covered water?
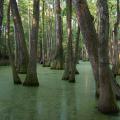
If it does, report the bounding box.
[0,61,120,120]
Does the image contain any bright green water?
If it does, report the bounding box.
[0,61,120,120]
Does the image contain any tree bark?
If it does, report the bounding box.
[97,0,119,113]
[0,0,4,58]
[75,25,80,74]
[51,0,64,70]
[0,0,4,39]
[62,0,75,83]
[74,0,119,113]
[74,0,99,96]
[10,0,29,74]
[7,2,21,84]
[42,0,46,66]
[74,0,120,100]
[112,0,120,76]
[23,0,40,87]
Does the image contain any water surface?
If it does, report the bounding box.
[0,61,120,120]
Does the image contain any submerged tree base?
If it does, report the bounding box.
[98,103,119,114]
[43,63,50,67]
[51,61,64,70]
[23,80,39,87]
[0,59,9,66]
[95,79,120,100]
[23,82,39,87]
[14,80,22,85]
[62,71,69,80]
[75,68,79,74]
[23,73,39,87]
[112,78,120,100]
[69,79,75,83]
[112,65,120,77]
[17,66,27,74]
[62,71,76,83]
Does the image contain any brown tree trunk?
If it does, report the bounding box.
[97,0,119,113]
[62,0,75,83]
[39,39,43,63]
[42,0,46,67]
[6,2,21,84]
[75,25,80,74]
[23,0,40,87]
[74,0,99,96]
[0,0,4,58]
[74,0,120,100]
[112,0,120,76]
[10,0,28,74]
[0,0,4,38]
[74,0,119,113]
[51,0,64,70]
[15,29,20,71]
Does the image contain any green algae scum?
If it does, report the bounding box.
[0,62,120,120]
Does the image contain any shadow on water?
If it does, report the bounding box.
[0,61,120,120]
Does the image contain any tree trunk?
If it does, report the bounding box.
[0,0,4,38]
[39,39,43,63]
[97,0,119,113]
[42,0,46,66]
[10,0,29,74]
[23,0,40,87]
[7,2,21,84]
[74,0,120,100]
[75,25,80,74]
[62,0,75,83]
[0,0,4,59]
[112,0,120,76]
[51,0,64,70]
[74,0,99,96]
[74,0,119,113]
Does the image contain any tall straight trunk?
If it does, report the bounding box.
[10,0,28,74]
[97,0,119,113]
[42,0,46,66]
[43,8,51,67]
[109,28,114,64]
[75,25,80,74]
[39,4,43,64]
[0,0,4,58]
[23,0,40,87]
[6,2,21,84]
[74,0,99,96]
[27,0,32,55]
[50,0,56,63]
[112,0,120,76]
[51,0,64,70]
[15,28,20,70]
[62,0,75,83]
[0,0,4,38]
[48,10,53,66]
[39,39,43,63]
